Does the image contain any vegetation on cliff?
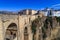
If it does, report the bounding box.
[31,15,60,40]
[31,16,53,40]
[31,16,41,34]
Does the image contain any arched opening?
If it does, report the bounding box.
[24,27,28,40]
[5,23,17,40]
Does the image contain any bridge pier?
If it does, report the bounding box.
[0,20,4,40]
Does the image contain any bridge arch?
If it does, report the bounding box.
[5,23,18,40]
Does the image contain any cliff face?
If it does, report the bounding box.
[31,16,60,40]
[47,17,60,40]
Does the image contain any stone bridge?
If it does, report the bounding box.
[0,14,39,40]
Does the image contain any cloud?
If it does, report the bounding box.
[50,4,60,8]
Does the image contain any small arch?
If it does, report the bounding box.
[24,27,28,33]
[5,23,17,40]
[24,27,28,40]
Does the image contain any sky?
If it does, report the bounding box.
[0,0,60,11]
